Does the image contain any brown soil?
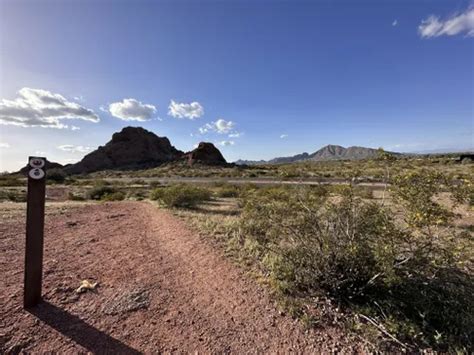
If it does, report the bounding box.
[1,201,365,354]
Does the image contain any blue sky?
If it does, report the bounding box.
[0,0,473,171]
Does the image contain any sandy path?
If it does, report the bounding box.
[1,201,362,353]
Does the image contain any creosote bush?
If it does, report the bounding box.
[101,191,126,201]
[87,182,125,201]
[236,173,473,351]
[215,183,241,198]
[151,184,211,208]
[0,189,27,202]
[0,176,23,187]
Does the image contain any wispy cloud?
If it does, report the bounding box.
[228,132,242,138]
[108,98,156,121]
[217,140,235,146]
[418,6,474,38]
[199,119,235,134]
[0,88,99,129]
[0,142,10,148]
[57,144,92,153]
[280,134,288,139]
[168,100,204,119]
[392,19,398,27]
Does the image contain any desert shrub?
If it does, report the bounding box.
[47,168,66,183]
[68,192,85,201]
[0,176,23,187]
[236,173,473,351]
[149,180,162,188]
[151,184,211,208]
[240,186,399,297]
[216,184,241,198]
[353,186,373,199]
[131,179,147,185]
[101,191,125,201]
[125,188,148,201]
[0,189,27,202]
[91,179,110,186]
[87,185,118,200]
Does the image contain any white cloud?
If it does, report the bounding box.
[199,119,235,134]
[198,124,212,134]
[418,7,474,38]
[215,119,235,133]
[280,134,288,139]
[71,125,80,131]
[218,140,235,146]
[0,142,10,148]
[168,100,204,119]
[392,19,398,26]
[0,88,99,129]
[35,151,46,155]
[57,145,92,153]
[108,98,156,121]
[228,132,242,138]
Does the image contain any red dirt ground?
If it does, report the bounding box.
[1,201,365,353]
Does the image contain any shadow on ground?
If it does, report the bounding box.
[28,301,141,354]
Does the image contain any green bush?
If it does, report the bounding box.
[0,189,27,202]
[87,185,120,200]
[240,186,397,297]
[235,174,473,351]
[151,184,211,208]
[216,184,241,198]
[101,191,125,201]
[0,176,23,187]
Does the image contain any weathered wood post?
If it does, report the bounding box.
[24,156,47,308]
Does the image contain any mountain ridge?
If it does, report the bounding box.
[236,144,395,165]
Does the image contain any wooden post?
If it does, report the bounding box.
[24,157,47,308]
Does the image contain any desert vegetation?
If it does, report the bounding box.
[151,184,212,208]
[88,154,472,182]
[171,170,473,351]
[0,156,472,351]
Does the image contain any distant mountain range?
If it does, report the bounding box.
[17,127,471,175]
[235,144,395,165]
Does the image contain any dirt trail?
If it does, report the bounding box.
[1,201,363,353]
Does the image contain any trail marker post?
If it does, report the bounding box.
[24,156,47,308]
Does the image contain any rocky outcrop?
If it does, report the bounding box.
[64,127,183,174]
[183,142,227,166]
